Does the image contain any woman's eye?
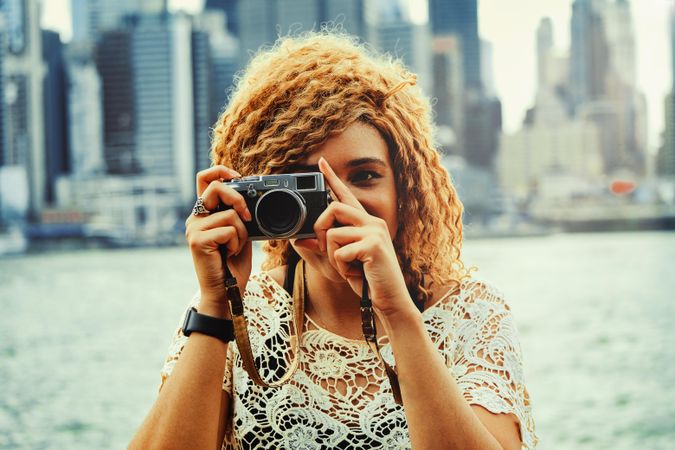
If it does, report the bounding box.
[350,171,381,184]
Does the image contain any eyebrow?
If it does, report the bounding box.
[287,157,388,173]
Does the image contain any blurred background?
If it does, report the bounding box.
[0,0,674,449]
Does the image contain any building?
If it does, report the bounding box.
[1,0,47,221]
[432,35,464,153]
[498,121,603,198]
[568,0,646,176]
[428,0,481,91]
[131,13,195,205]
[237,0,366,66]
[657,6,675,176]
[55,174,183,245]
[42,30,69,205]
[204,0,239,36]
[368,17,432,93]
[193,9,239,170]
[64,43,105,178]
[71,0,166,42]
[95,28,137,174]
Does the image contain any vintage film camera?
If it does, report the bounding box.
[217,172,331,240]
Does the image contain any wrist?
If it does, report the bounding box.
[379,301,423,331]
[197,299,232,320]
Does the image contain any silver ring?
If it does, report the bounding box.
[192,197,211,216]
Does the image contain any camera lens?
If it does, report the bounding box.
[255,189,307,238]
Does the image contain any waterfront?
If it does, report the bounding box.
[1,231,674,449]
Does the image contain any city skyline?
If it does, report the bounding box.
[40,0,674,155]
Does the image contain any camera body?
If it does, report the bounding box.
[216,172,331,240]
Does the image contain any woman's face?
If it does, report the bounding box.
[287,121,399,282]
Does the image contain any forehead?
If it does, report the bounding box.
[299,122,391,167]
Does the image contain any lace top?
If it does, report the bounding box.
[160,272,538,449]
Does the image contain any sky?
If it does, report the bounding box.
[40,0,674,154]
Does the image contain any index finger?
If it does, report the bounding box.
[196,165,242,197]
[318,157,366,212]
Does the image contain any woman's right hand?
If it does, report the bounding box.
[185,165,253,319]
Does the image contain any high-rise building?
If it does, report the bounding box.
[480,39,495,98]
[657,7,675,176]
[238,0,278,62]
[428,0,481,91]
[71,0,166,42]
[237,0,366,65]
[193,9,239,170]
[42,30,69,204]
[0,9,6,165]
[368,18,432,93]
[432,35,463,152]
[131,12,195,205]
[204,0,239,36]
[569,0,609,107]
[64,44,105,178]
[96,29,137,174]
[1,0,47,220]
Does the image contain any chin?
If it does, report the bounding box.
[291,245,345,282]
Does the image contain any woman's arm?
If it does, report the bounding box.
[313,158,524,449]
[382,306,522,450]
[128,310,231,450]
[130,164,252,449]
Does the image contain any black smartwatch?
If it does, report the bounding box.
[182,307,235,343]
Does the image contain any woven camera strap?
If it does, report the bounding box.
[222,251,305,388]
[358,265,403,405]
[221,249,402,404]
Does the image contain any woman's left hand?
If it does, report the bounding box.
[312,157,413,318]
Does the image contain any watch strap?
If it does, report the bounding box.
[182,306,234,343]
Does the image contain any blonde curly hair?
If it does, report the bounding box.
[210,31,472,304]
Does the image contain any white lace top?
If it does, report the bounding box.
[160,272,538,449]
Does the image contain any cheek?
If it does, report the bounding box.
[358,194,398,238]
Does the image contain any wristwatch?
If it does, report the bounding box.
[182,307,235,343]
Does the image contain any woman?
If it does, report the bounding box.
[129,32,537,449]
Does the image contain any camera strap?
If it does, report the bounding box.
[222,253,402,405]
[223,252,305,388]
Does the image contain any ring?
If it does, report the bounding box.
[192,197,211,216]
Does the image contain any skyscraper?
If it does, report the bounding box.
[569,0,646,175]
[368,14,432,93]
[236,0,366,65]
[204,0,239,36]
[1,0,47,220]
[432,35,464,152]
[42,30,69,204]
[131,12,195,205]
[428,0,481,91]
[65,44,105,178]
[96,29,137,174]
[71,0,167,42]
[657,6,675,176]
[569,0,609,107]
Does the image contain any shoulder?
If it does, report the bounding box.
[265,265,287,290]
[426,278,509,313]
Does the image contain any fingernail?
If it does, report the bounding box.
[244,208,253,222]
[230,168,242,177]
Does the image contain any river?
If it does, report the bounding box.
[1,231,673,449]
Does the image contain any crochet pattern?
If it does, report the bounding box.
[161,272,538,449]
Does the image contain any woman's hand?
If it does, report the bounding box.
[313,157,412,318]
[184,165,253,318]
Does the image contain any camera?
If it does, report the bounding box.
[215,172,331,240]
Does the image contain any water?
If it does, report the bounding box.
[1,232,673,449]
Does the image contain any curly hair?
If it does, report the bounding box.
[210,31,472,305]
